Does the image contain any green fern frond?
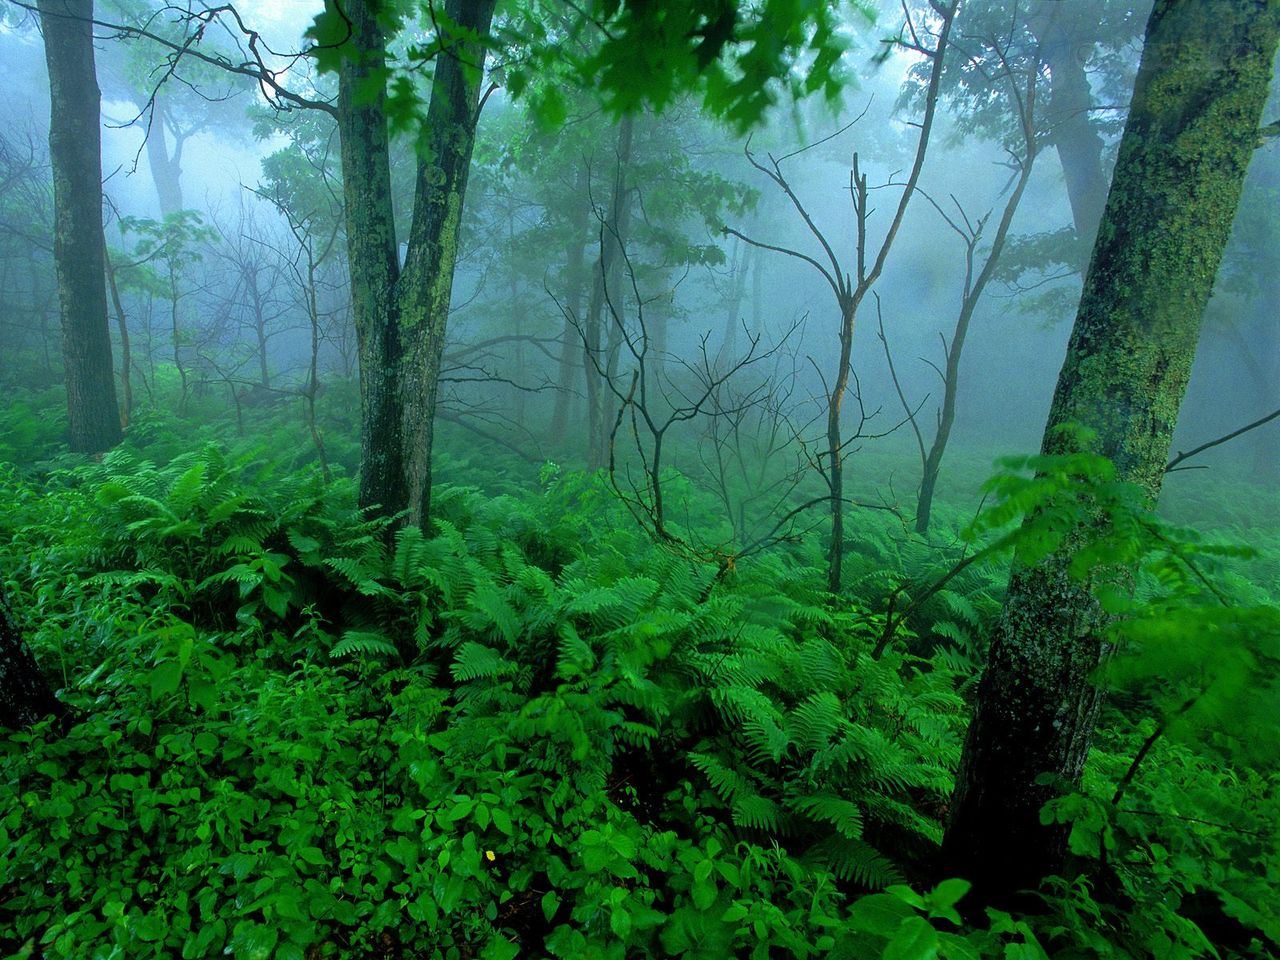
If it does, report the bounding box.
[330,630,398,660]
[788,692,846,752]
[816,836,903,888]
[689,752,754,803]
[788,793,864,839]
[451,641,511,682]
[732,794,782,832]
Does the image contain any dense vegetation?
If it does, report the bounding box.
[1,0,1278,957]
[3,378,1278,958]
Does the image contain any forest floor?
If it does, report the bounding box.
[0,382,1276,960]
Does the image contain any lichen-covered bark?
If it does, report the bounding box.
[397,0,497,528]
[336,2,406,517]
[943,0,1280,899]
[337,0,495,527]
[39,0,122,454]
[0,584,63,731]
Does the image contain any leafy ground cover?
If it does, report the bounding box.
[0,387,1276,959]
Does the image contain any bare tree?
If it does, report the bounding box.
[881,39,1040,533]
[724,0,958,592]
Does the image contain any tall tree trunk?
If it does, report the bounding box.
[39,0,122,454]
[942,0,1280,900]
[397,0,497,528]
[549,168,591,443]
[336,0,495,526]
[0,584,63,731]
[337,2,406,517]
[246,264,271,388]
[168,267,188,414]
[104,249,132,428]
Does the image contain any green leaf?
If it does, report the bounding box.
[482,935,520,960]
[541,889,561,922]
[230,920,278,960]
[850,894,914,937]
[149,660,183,699]
[884,916,939,960]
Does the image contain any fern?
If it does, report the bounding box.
[330,630,399,660]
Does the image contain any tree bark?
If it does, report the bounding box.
[942,0,1280,900]
[39,0,122,454]
[336,0,496,526]
[396,0,497,528]
[0,584,63,731]
[337,1,407,518]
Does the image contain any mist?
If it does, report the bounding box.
[2,1,1278,956]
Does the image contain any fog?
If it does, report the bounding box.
[2,0,1277,504]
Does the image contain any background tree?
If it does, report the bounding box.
[885,30,1041,534]
[727,0,958,593]
[37,0,122,453]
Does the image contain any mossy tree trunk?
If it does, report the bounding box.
[942,0,1280,900]
[38,0,122,454]
[396,0,497,528]
[336,0,496,526]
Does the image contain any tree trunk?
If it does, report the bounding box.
[942,0,1280,900]
[0,584,63,731]
[549,169,591,443]
[105,249,132,429]
[337,0,495,527]
[396,0,497,528]
[246,264,271,389]
[916,72,1038,533]
[39,0,122,454]
[337,2,406,518]
[585,114,636,470]
[825,295,855,595]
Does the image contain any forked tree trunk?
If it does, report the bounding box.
[915,64,1038,533]
[942,0,1280,900]
[336,0,496,526]
[145,97,185,216]
[39,0,122,454]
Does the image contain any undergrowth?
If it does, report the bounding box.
[0,399,1275,959]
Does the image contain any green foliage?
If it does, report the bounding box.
[1,414,1277,959]
[309,0,868,133]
